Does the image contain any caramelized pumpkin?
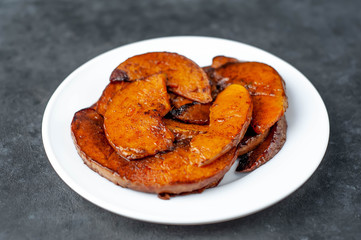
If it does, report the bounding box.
[190,84,253,166]
[71,52,289,199]
[214,62,288,134]
[92,81,129,116]
[237,128,270,156]
[168,93,211,125]
[72,108,238,195]
[211,55,239,68]
[103,73,174,159]
[163,118,208,141]
[112,52,212,103]
[236,116,287,172]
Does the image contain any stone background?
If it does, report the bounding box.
[1,0,360,239]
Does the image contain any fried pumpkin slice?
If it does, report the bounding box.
[236,116,287,172]
[168,92,193,109]
[166,66,220,125]
[103,73,174,159]
[163,118,208,141]
[171,103,211,125]
[169,102,211,125]
[111,52,212,103]
[211,55,239,68]
[71,108,115,162]
[168,91,211,125]
[190,84,253,166]
[165,118,270,155]
[237,128,270,156]
[71,108,238,196]
[92,81,129,116]
[214,62,288,134]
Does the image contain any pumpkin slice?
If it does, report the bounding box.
[236,116,287,172]
[112,52,212,103]
[163,118,208,141]
[168,91,211,125]
[214,62,288,134]
[103,73,174,159]
[237,128,270,156]
[164,118,270,155]
[169,102,211,125]
[71,108,238,196]
[190,84,253,166]
[168,92,193,109]
[171,102,211,125]
[71,108,115,162]
[92,81,129,116]
[166,66,220,125]
[211,55,239,68]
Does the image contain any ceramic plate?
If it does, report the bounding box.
[42,36,329,225]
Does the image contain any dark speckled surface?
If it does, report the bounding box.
[1,0,360,239]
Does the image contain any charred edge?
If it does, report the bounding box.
[110,69,130,82]
[158,188,206,200]
[157,178,222,200]
[201,66,215,83]
[235,154,250,172]
[170,102,196,117]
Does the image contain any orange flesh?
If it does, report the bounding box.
[170,102,211,125]
[168,93,211,125]
[103,73,174,159]
[71,108,238,195]
[164,117,270,156]
[93,81,129,116]
[169,93,193,108]
[214,62,288,134]
[163,118,208,141]
[190,84,253,166]
[71,53,289,198]
[113,52,212,103]
[211,56,239,68]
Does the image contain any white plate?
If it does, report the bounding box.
[42,36,329,225]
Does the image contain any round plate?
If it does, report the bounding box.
[42,36,329,225]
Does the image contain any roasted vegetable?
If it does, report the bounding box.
[189,84,253,166]
[237,128,270,156]
[111,52,212,103]
[211,55,239,68]
[103,73,174,159]
[92,81,129,116]
[71,52,289,199]
[165,117,271,157]
[214,62,288,134]
[168,92,211,125]
[166,66,220,124]
[169,102,211,125]
[236,116,287,172]
[163,118,208,141]
[71,108,115,162]
[168,92,193,108]
[72,108,238,196]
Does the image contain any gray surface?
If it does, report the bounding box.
[1,0,360,239]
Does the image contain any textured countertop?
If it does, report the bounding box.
[1,0,360,239]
